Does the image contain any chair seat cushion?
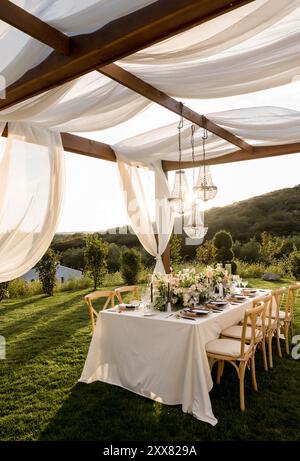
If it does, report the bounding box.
[267,309,289,320]
[206,338,250,358]
[221,325,262,342]
[247,317,277,329]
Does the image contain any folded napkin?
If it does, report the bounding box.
[227,297,244,303]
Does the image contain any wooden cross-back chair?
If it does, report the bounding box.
[84,290,115,334]
[221,295,270,371]
[114,285,139,304]
[280,284,299,354]
[266,287,287,366]
[206,301,265,411]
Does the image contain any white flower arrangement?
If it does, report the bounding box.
[153,266,230,310]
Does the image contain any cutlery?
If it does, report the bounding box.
[176,315,195,321]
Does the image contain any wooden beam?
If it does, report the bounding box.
[162,143,300,170]
[0,0,254,111]
[61,133,116,162]
[1,126,299,166]
[0,0,70,55]
[100,64,253,153]
[1,126,116,162]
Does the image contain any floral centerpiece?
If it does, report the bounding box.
[152,266,230,311]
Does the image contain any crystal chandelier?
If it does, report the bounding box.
[193,127,218,202]
[183,125,208,240]
[183,200,208,239]
[168,107,189,215]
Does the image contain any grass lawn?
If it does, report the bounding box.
[0,279,300,441]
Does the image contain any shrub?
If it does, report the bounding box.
[288,250,300,279]
[102,271,123,287]
[0,282,10,302]
[213,230,234,266]
[196,240,216,266]
[238,238,261,263]
[107,243,121,272]
[236,260,288,279]
[61,247,85,271]
[138,267,151,284]
[36,249,60,296]
[85,234,109,289]
[170,234,182,267]
[231,260,237,275]
[8,278,42,298]
[121,248,141,285]
[236,261,267,278]
[59,276,93,292]
[260,232,284,264]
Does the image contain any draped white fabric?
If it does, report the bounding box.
[2,1,300,280]
[1,0,156,87]
[121,0,300,98]
[116,159,173,274]
[114,106,300,163]
[1,0,300,128]
[0,122,64,282]
[0,72,150,132]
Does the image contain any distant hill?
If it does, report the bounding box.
[204,184,300,242]
[52,185,300,253]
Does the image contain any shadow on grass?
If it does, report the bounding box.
[38,343,300,442]
[1,291,88,338]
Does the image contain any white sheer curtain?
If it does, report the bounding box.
[0,122,64,282]
[116,159,173,274]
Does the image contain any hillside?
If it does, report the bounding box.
[205,184,300,242]
[52,185,300,252]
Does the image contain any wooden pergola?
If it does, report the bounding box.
[1,0,299,272]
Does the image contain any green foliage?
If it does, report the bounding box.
[260,232,284,265]
[236,260,289,279]
[84,234,109,290]
[231,260,237,275]
[170,234,182,267]
[61,247,85,270]
[59,276,93,292]
[0,282,9,302]
[120,248,141,285]
[196,240,216,265]
[233,238,261,263]
[8,278,42,298]
[102,271,123,287]
[36,249,60,296]
[213,230,234,265]
[107,243,121,272]
[287,250,300,279]
[213,230,233,250]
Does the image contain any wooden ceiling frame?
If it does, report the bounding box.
[2,124,299,169]
[0,0,254,111]
[1,0,299,168]
[99,64,253,154]
[0,0,70,55]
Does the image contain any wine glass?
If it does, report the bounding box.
[140,286,151,312]
[192,292,199,307]
[242,280,248,289]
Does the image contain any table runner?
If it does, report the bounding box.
[79,295,265,425]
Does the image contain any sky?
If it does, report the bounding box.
[57,80,300,232]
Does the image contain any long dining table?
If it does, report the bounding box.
[79,291,268,425]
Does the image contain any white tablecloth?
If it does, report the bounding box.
[79,295,264,425]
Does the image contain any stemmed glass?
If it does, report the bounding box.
[192,292,199,307]
[241,279,248,289]
[140,286,152,312]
